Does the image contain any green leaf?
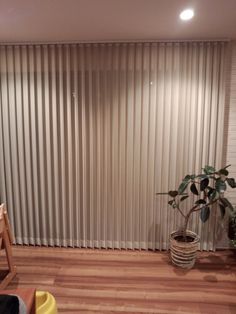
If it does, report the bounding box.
[220,198,234,212]
[203,165,216,175]
[219,203,226,219]
[190,183,199,195]
[219,169,229,176]
[180,195,189,202]
[168,200,175,206]
[200,178,209,191]
[207,187,214,197]
[168,190,178,198]
[200,207,210,223]
[208,189,218,201]
[215,178,227,192]
[195,199,207,205]
[226,178,236,188]
[178,181,189,194]
[183,175,192,182]
[219,198,227,207]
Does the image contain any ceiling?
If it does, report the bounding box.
[0,0,236,43]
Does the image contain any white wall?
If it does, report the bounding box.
[216,41,236,248]
[226,42,236,205]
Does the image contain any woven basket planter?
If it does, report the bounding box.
[170,230,200,269]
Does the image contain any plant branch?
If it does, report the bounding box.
[192,198,218,212]
[182,198,218,238]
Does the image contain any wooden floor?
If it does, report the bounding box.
[0,246,235,314]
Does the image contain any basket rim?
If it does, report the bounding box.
[170,229,200,245]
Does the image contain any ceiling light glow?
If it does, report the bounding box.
[179,9,194,21]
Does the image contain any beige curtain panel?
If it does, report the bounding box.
[0,42,227,250]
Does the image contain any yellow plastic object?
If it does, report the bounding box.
[36,291,57,314]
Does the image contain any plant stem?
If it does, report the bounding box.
[175,203,186,218]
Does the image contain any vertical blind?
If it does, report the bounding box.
[0,42,227,250]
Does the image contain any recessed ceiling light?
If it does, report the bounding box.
[179,9,194,21]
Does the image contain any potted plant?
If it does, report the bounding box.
[228,207,236,247]
[156,165,236,269]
